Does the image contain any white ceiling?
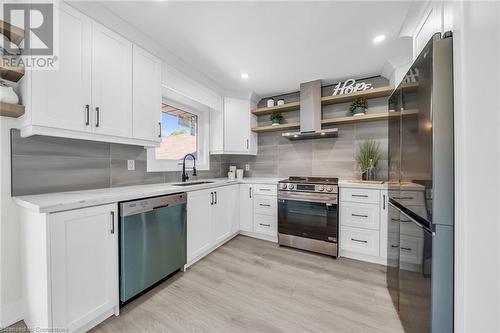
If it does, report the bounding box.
[100,1,413,97]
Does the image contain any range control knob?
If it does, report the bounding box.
[319,185,325,191]
[326,186,333,192]
[289,184,295,190]
[281,183,288,190]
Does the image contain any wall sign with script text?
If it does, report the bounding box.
[331,79,374,96]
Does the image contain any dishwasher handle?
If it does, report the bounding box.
[120,193,186,217]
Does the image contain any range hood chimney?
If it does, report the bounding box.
[282,79,338,140]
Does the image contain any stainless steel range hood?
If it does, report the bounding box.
[282,79,338,140]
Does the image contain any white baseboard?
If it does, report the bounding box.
[340,249,387,266]
[0,299,24,329]
[239,231,278,243]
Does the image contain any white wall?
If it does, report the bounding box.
[0,117,23,327]
[452,2,500,332]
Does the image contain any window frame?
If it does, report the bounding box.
[147,89,210,172]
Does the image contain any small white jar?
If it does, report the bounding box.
[267,99,275,108]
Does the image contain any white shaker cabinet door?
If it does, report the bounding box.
[187,189,213,262]
[50,203,118,332]
[239,184,254,232]
[30,4,92,132]
[223,97,251,153]
[132,45,162,142]
[91,23,133,137]
[212,185,238,244]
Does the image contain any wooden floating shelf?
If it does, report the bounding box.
[0,20,25,46]
[252,112,395,133]
[251,122,300,133]
[251,86,394,116]
[0,64,24,82]
[251,101,300,116]
[0,102,25,118]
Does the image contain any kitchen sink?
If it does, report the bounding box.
[172,181,215,186]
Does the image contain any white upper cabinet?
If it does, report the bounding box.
[20,4,161,147]
[92,23,133,138]
[210,97,257,155]
[132,45,162,142]
[30,4,92,132]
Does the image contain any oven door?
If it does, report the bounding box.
[278,192,338,242]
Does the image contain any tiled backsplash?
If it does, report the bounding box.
[224,120,388,180]
[11,112,388,196]
[10,130,224,196]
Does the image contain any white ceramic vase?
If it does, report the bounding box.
[0,85,19,104]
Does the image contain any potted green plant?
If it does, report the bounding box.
[270,111,283,126]
[349,97,368,116]
[356,139,381,180]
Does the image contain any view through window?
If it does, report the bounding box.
[155,104,198,161]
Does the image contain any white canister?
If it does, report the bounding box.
[277,99,285,106]
[267,99,275,108]
[229,166,237,173]
[236,169,244,179]
[228,171,235,180]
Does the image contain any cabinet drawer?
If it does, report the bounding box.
[254,195,277,216]
[400,234,423,265]
[253,214,277,236]
[340,188,379,204]
[341,226,380,256]
[388,190,426,206]
[253,184,277,196]
[340,202,380,230]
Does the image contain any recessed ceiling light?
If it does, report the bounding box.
[373,35,386,44]
[241,73,249,79]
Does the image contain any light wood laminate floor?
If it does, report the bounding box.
[91,235,403,333]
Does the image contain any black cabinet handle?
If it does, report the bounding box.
[210,192,214,205]
[401,247,412,251]
[246,139,249,149]
[351,238,367,243]
[214,191,217,204]
[391,245,399,248]
[249,187,252,198]
[391,218,399,222]
[95,107,100,127]
[260,188,271,191]
[85,104,90,126]
[158,122,162,138]
[259,204,271,207]
[259,223,271,227]
[110,211,115,234]
[352,213,368,218]
[352,194,368,198]
[383,194,386,210]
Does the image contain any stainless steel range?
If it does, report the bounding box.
[278,177,339,257]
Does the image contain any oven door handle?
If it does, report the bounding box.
[278,196,337,205]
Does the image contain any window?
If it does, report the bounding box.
[147,95,210,173]
[155,104,198,161]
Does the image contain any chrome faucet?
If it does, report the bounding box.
[182,153,197,182]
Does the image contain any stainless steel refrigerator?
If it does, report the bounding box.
[387,32,454,333]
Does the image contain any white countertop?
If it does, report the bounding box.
[14,177,282,214]
[338,179,425,191]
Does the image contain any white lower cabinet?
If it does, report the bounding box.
[20,203,118,333]
[339,184,388,265]
[187,185,239,265]
[239,184,254,232]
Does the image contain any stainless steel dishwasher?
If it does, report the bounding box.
[119,193,186,304]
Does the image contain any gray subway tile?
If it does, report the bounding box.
[111,159,164,187]
[12,155,110,196]
[110,143,147,160]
